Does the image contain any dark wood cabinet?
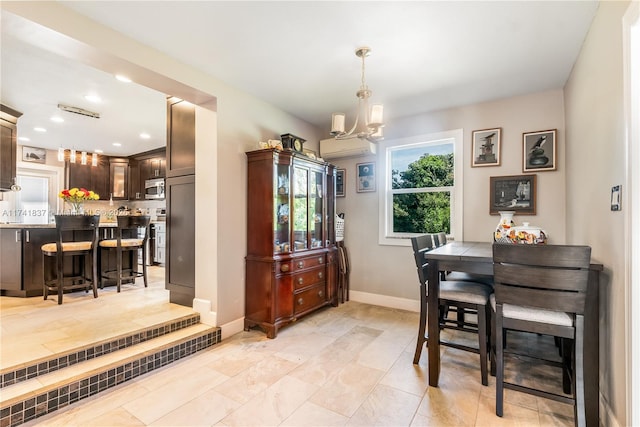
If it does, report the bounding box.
[129,148,166,200]
[245,149,338,338]
[67,155,109,199]
[165,174,194,306]
[0,228,22,293]
[0,105,22,192]
[109,158,129,200]
[166,97,195,178]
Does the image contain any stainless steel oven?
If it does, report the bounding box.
[145,178,165,200]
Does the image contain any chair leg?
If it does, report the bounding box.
[490,306,496,377]
[56,254,64,305]
[142,246,148,287]
[117,247,122,292]
[91,250,98,299]
[413,283,428,364]
[495,304,505,417]
[562,337,572,394]
[574,315,586,427]
[477,303,488,386]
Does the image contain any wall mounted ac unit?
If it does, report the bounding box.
[319,137,377,160]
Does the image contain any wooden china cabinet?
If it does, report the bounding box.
[245,148,338,338]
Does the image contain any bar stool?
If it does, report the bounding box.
[99,215,150,292]
[42,214,100,305]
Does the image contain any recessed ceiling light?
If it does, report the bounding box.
[18,136,30,142]
[140,133,151,139]
[50,116,64,123]
[115,74,132,83]
[84,94,102,103]
[112,142,122,147]
[34,127,47,133]
[95,149,104,153]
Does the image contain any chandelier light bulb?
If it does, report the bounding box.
[70,149,76,163]
[57,147,65,162]
[91,153,98,167]
[81,151,87,165]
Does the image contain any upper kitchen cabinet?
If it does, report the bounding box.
[67,154,110,199]
[0,104,22,192]
[129,148,166,200]
[166,97,195,177]
[109,158,129,200]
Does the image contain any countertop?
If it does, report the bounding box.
[0,220,165,229]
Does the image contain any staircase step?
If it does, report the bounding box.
[1,323,220,427]
[1,312,201,389]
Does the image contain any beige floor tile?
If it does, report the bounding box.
[281,401,348,426]
[378,350,429,396]
[347,383,422,426]
[475,394,541,426]
[78,407,145,426]
[150,389,241,426]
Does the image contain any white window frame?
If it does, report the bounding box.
[378,129,464,246]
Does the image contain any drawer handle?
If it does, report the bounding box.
[297,277,304,285]
[297,261,304,269]
[297,297,304,305]
[318,290,324,298]
[318,257,324,264]
[318,272,323,279]
[280,264,290,272]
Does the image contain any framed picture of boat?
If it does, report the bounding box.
[523,129,556,172]
[489,174,536,215]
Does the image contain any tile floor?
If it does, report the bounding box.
[2,274,576,427]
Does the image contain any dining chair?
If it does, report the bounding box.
[99,215,151,292]
[411,234,493,385]
[42,214,100,304]
[492,243,591,426]
[337,241,350,303]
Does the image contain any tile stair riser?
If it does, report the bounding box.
[0,327,221,427]
[0,313,200,389]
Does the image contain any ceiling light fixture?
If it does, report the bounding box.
[139,133,150,139]
[58,147,65,162]
[50,116,64,123]
[58,104,100,119]
[95,149,104,153]
[34,127,47,133]
[330,47,384,142]
[91,153,98,167]
[115,74,132,83]
[18,137,30,142]
[84,94,102,103]
[70,148,77,163]
[81,151,88,165]
[113,142,122,147]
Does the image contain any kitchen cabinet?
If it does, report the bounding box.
[0,104,22,192]
[129,148,166,200]
[154,222,166,264]
[166,97,195,178]
[245,148,338,338]
[109,158,129,200]
[0,228,22,293]
[67,155,109,199]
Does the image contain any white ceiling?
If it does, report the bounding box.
[1,1,598,156]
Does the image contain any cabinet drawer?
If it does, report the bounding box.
[294,283,326,315]
[292,267,325,290]
[293,254,326,271]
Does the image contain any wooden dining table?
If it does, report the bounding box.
[424,241,602,426]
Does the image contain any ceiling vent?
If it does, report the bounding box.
[57,103,100,119]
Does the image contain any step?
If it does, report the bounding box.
[0,312,201,389]
[0,323,220,427]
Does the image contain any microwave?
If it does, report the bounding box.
[145,178,165,200]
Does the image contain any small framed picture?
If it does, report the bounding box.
[472,128,501,167]
[611,185,621,211]
[356,162,376,193]
[523,129,557,172]
[489,174,537,215]
[22,146,46,163]
[336,169,345,197]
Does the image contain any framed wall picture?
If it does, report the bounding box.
[336,169,345,197]
[22,146,46,163]
[523,129,557,172]
[472,128,501,167]
[489,174,537,215]
[356,162,376,193]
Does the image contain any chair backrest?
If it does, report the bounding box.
[434,232,447,247]
[411,234,435,286]
[493,243,591,315]
[116,215,151,243]
[53,214,100,251]
[337,243,350,274]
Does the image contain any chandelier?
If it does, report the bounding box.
[330,47,384,142]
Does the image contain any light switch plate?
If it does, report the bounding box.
[611,185,621,211]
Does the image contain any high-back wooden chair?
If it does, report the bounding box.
[411,234,493,385]
[337,241,350,303]
[42,214,100,304]
[492,243,591,425]
[99,215,151,292]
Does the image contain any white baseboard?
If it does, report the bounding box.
[349,290,420,312]
[220,316,245,340]
[192,298,217,326]
[600,393,621,427]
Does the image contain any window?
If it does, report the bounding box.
[378,129,463,246]
[14,163,63,224]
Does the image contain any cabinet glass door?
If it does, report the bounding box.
[326,168,335,244]
[310,170,324,248]
[293,166,308,251]
[274,165,290,254]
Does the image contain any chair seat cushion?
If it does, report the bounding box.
[439,280,492,305]
[41,241,93,253]
[99,238,144,248]
[445,271,494,287]
[490,294,573,327]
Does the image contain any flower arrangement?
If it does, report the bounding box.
[59,187,100,214]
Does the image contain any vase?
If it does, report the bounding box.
[69,202,84,215]
[494,210,515,242]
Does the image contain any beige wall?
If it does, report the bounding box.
[332,90,567,302]
[564,1,630,425]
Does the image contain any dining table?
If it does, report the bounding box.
[424,241,603,426]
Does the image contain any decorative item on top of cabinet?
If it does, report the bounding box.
[245,148,338,338]
[0,104,22,192]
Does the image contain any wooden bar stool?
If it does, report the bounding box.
[42,214,100,305]
[99,216,150,292]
